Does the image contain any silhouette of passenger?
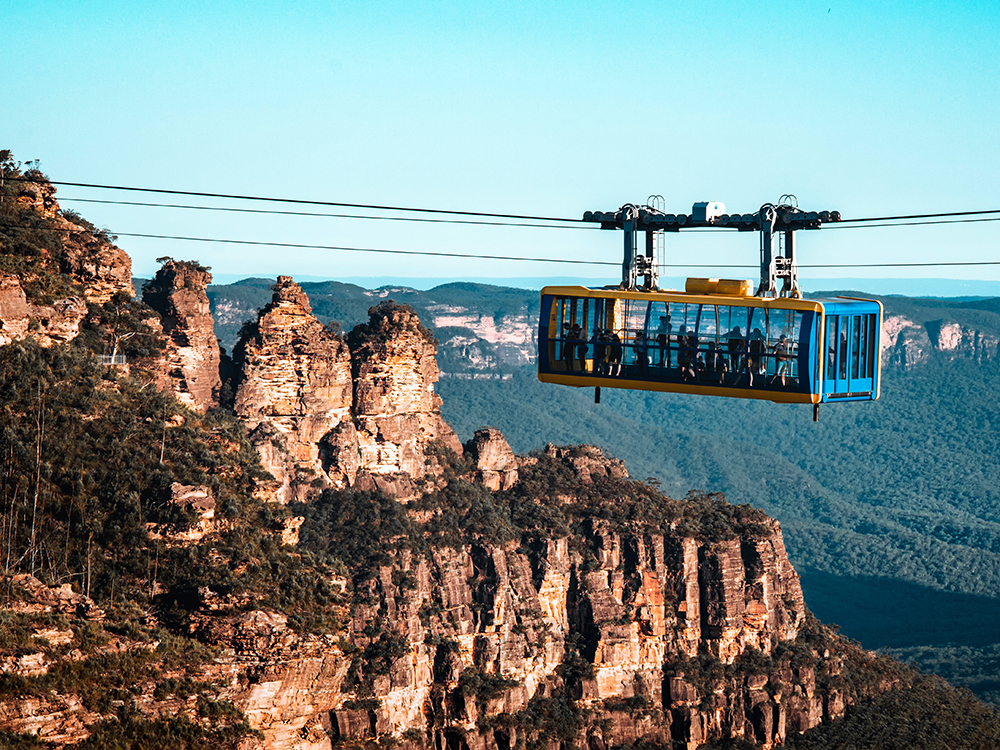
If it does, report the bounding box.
[564,322,583,371]
[571,323,588,371]
[594,328,609,375]
[725,327,744,375]
[655,315,671,366]
[608,330,623,376]
[748,328,766,385]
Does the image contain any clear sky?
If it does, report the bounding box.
[5,0,999,286]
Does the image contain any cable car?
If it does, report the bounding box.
[536,199,883,419]
[538,280,881,405]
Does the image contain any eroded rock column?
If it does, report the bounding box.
[233,276,354,502]
[143,260,222,413]
[347,301,463,498]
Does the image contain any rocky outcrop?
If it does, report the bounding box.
[0,272,87,347]
[0,174,133,350]
[301,452,826,750]
[146,483,217,545]
[232,287,462,503]
[142,260,222,412]
[926,319,1000,362]
[0,273,31,345]
[234,276,354,502]
[465,427,519,491]
[0,446,896,750]
[427,305,537,367]
[56,220,133,306]
[882,314,1000,367]
[540,443,629,483]
[11,177,133,304]
[347,301,463,498]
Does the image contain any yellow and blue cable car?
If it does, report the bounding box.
[536,200,883,417]
[537,280,881,405]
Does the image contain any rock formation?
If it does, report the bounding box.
[465,427,519,491]
[0,447,885,750]
[142,260,222,412]
[0,171,133,349]
[232,285,461,503]
[882,314,1000,368]
[233,276,354,501]
[347,300,463,498]
[0,272,31,346]
[0,272,88,348]
[9,176,133,305]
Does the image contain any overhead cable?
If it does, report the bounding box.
[0,223,617,266]
[5,176,584,224]
[56,196,596,230]
[12,176,1000,226]
[838,208,1000,223]
[824,216,1000,229]
[4,222,997,270]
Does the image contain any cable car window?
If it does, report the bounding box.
[650,301,671,368]
[826,317,836,379]
[619,299,646,372]
[866,313,877,378]
[838,318,849,380]
[851,315,861,380]
[856,315,868,381]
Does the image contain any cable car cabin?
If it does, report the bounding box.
[537,282,882,405]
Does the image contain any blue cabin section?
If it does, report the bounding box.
[537,286,881,406]
[816,298,882,403]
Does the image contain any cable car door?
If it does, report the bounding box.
[825,315,848,395]
[824,313,874,397]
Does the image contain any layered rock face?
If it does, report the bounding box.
[0,442,885,750]
[882,314,1000,367]
[0,272,88,347]
[347,301,463,496]
[11,177,134,304]
[234,277,354,501]
[465,427,519,491]
[230,450,832,750]
[0,273,30,346]
[0,175,133,348]
[233,284,461,503]
[142,261,222,412]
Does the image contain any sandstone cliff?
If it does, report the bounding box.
[142,260,222,413]
[0,446,900,750]
[882,313,1000,368]
[233,276,354,502]
[346,300,463,498]
[232,281,461,503]
[0,167,133,348]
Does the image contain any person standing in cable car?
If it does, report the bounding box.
[770,334,791,387]
[725,327,744,379]
[655,315,671,367]
[748,328,766,386]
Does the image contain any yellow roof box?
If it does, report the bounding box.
[685,278,753,296]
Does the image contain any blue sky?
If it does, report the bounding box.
[6,0,999,286]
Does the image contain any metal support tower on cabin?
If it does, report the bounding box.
[583,196,840,298]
